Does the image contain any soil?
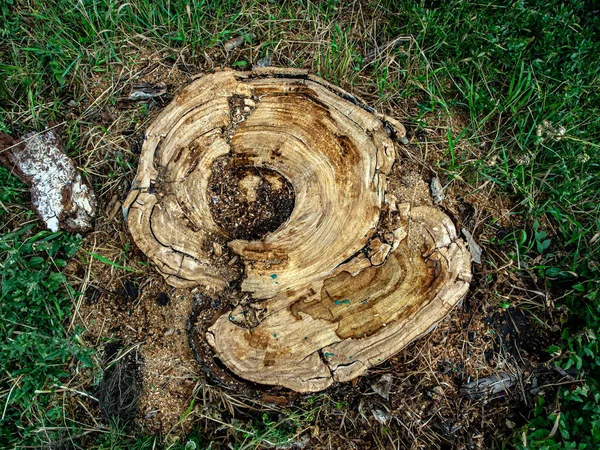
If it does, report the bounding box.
[75,261,201,435]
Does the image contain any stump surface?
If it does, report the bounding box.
[125,68,472,392]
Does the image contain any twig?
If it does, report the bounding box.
[34,385,99,402]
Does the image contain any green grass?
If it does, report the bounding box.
[0,166,26,219]
[1,0,599,448]
[384,2,600,447]
[0,213,92,446]
[380,3,600,447]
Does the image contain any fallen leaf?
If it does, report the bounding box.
[372,409,390,425]
[255,53,273,67]
[459,372,516,400]
[462,227,483,264]
[371,374,393,400]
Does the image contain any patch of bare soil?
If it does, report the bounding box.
[74,252,200,434]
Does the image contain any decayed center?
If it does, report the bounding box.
[207,156,295,240]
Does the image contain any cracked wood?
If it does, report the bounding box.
[125,68,472,392]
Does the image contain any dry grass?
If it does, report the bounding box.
[59,25,525,450]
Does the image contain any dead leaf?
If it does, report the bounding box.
[459,372,516,400]
[223,34,256,52]
[430,176,445,204]
[371,374,393,400]
[462,227,482,264]
[372,409,390,425]
[255,53,273,67]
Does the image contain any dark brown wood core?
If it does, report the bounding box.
[208,157,295,240]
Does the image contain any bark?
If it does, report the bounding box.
[0,129,96,232]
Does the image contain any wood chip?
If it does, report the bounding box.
[0,130,96,232]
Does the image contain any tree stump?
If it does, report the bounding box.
[124,68,472,392]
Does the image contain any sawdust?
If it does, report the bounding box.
[385,160,434,208]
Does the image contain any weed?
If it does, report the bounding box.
[87,250,140,273]
[0,225,92,447]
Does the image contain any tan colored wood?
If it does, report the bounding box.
[125,68,471,392]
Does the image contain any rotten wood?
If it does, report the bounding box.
[124,68,472,392]
[0,130,96,232]
[124,83,167,101]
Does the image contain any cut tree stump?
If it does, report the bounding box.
[124,68,472,392]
